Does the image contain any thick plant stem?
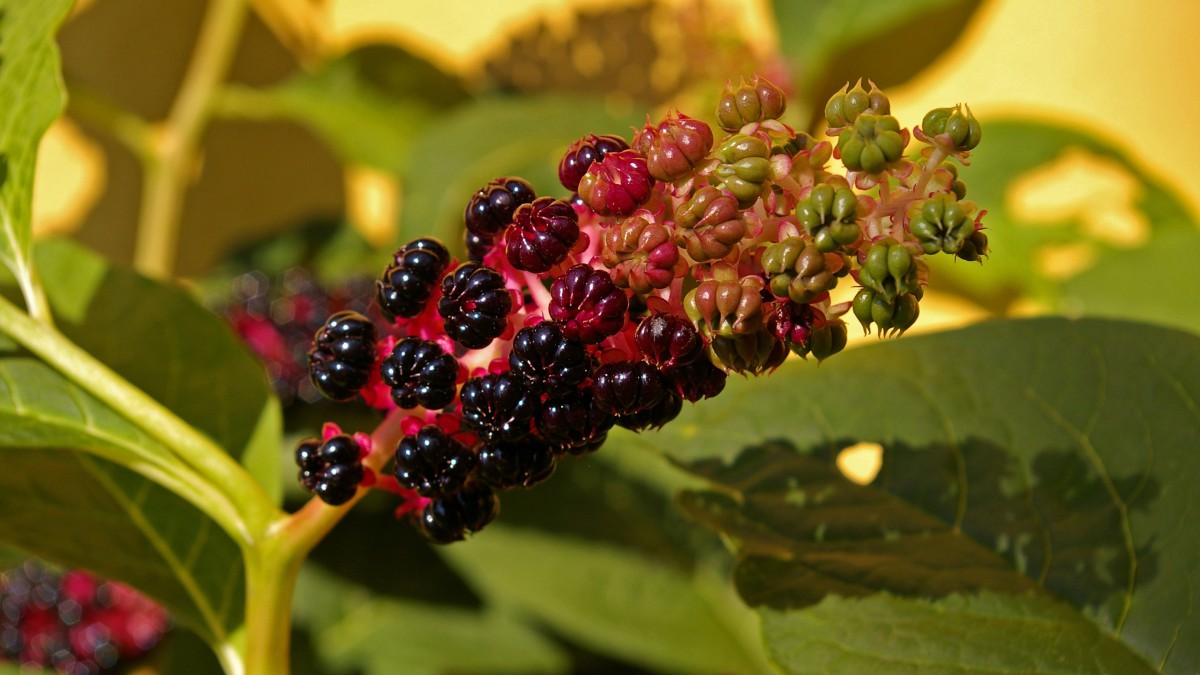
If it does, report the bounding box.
[239,531,303,675]
[134,0,247,279]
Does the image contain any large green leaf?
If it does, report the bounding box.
[31,238,282,502]
[631,317,1196,672]
[0,0,72,286]
[292,564,568,675]
[770,0,984,127]
[945,119,1198,326]
[395,95,644,253]
[219,43,469,173]
[441,524,770,674]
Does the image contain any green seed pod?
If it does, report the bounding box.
[836,113,907,175]
[824,79,889,128]
[892,293,920,333]
[717,75,788,131]
[907,194,978,256]
[714,134,770,163]
[796,184,861,252]
[786,246,835,303]
[887,244,912,281]
[761,237,804,276]
[864,242,893,293]
[870,293,896,331]
[732,156,771,183]
[956,230,989,262]
[709,330,788,375]
[685,277,765,336]
[852,287,875,332]
[921,104,981,151]
[809,319,848,361]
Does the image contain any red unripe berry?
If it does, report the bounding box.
[632,111,714,182]
[504,197,580,273]
[558,134,629,192]
[549,265,629,344]
[577,150,655,217]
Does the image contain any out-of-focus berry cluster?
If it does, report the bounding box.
[0,560,169,674]
[296,75,988,543]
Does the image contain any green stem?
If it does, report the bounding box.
[0,293,278,542]
[133,0,248,279]
[238,528,303,675]
[66,86,156,160]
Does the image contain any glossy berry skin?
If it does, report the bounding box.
[464,177,536,238]
[634,313,703,368]
[294,435,364,505]
[558,134,629,192]
[308,310,377,401]
[591,361,667,423]
[504,197,580,273]
[377,238,452,320]
[548,265,628,344]
[508,322,591,396]
[537,389,614,455]
[394,425,476,498]
[664,357,727,402]
[459,372,538,442]
[417,482,499,544]
[477,438,556,489]
[465,230,492,263]
[381,337,459,410]
[617,388,682,431]
[577,149,655,217]
[438,263,513,350]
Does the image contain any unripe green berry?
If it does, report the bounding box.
[907,193,979,256]
[852,287,875,332]
[709,330,788,374]
[824,79,890,128]
[921,104,981,151]
[808,319,848,361]
[717,75,788,131]
[796,184,861,252]
[837,114,906,174]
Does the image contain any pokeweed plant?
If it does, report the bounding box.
[0,1,1197,674]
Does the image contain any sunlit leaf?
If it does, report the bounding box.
[634,317,1197,672]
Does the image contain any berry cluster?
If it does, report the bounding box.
[0,560,168,674]
[298,75,988,543]
[293,424,370,505]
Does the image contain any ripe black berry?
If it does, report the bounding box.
[438,263,513,350]
[504,197,580,273]
[459,372,539,442]
[591,361,667,425]
[635,313,703,368]
[558,134,629,192]
[464,177,536,238]
[508,322,591,396]
[308,310,377,401]
[477,438,557,489]
[380,338,459,410]
[416,482,500,544]
[615,387,682,431]
[536,389,614,455]
[377,238,452,320]
[293,434,365,505]
[664,357,728,402]
[548,265,628,344]
[394,425,476,497]
[465,230,492,263]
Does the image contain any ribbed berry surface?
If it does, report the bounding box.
[417,482,499,544]
[614,388,682,431]
[508,322,591,395]
[438,263,513,350]
[536,390,614,455]
[380,338,459,410]
[664,357,727,402]
[558,134,629,192]
[504,197,580,273]
[459,372,538,442]
[477,438,556,489]
[0,560,169,674]
[308,310,377,401]
[634,313,703,368]
[548,265,628,344]
[464,177,536,238]
[591,361,666,421]
[394,425,476,497]
[377,238,451,320]
[294,435,364,505]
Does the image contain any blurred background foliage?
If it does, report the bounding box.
[15,0,1199,672]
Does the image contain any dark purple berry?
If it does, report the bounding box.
[293,434,365,505]
[508,322,591,395]
[614,388,682,431]
[380,338,459,410]
[537,389,614,455]
[417,482,499,543]
[634,313,703,368]
[464,177,536,238]
[438,263,513,350]
[294,439,321,473]
[308,311,377,401]
[459,372,539,442]
[591,361,666,422]
[394,425,476,497]
[504,197,580,273]
[664,357,728,402]
[315,462,363,506]
[558,134,629,192]
[377,238,452,320]
[548,265,628,344]
[477,438,556,489]
[320,435,361,465]
[465,230,492,263]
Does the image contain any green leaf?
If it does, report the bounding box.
[0,447,242,646]
[770,0,984,125]
[0,0,72,284]
[395,95,644,253]
[292,564,568,675]
[220,43,470,173]
[32,238,282,501]
[639,317,1197,672]
[942,119,1198,319]
[441,525,769,674]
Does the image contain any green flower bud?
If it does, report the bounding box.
[717,75,788,132]
[795,184,861,252]
[824,79,890,128]
[836,114,907,174]
[907,193,979,256]
[920,104,981,151]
